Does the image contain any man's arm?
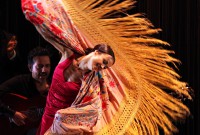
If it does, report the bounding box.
[0,75,27,123]
[0,77,18,117]
[0,76,26,117]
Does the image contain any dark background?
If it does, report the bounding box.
[0,0,199,134]
[136,1,199,135]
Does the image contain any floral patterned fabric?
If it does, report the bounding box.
[21,0,193,135]
[21,0,124,134]
[21,0,90,54]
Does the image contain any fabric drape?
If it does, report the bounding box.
[21,0,192,134]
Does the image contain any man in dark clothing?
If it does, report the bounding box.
[0,46,51,135]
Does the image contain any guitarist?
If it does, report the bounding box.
[0,47,52,135]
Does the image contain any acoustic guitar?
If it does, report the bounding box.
[0,93,46,135]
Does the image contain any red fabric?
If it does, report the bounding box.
[37,55,81,135]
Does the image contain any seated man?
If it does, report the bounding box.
[0,46,51,135]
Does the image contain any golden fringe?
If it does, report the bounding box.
[62,0,192,134]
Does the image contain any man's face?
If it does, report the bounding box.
[29,56,51,82]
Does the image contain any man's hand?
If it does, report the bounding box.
[11,111,27,126]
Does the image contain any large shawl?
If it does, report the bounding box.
[21,0,192,135]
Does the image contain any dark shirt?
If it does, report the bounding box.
[0,74,47,117]
[0,30,24,84]
[0,50,24,84]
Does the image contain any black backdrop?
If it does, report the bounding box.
[0,0,199,135]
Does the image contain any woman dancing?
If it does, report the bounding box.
[21,0,192,134]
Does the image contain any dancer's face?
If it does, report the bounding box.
[29,56,51,82]
[79,50,114,71]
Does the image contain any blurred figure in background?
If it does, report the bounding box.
[0,29,23,84]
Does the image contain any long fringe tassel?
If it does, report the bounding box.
[62,0,192,134]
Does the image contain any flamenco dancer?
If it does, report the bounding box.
[21,0,192,134]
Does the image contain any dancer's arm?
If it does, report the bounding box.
[58,47,73,63]
[21,0,86,57]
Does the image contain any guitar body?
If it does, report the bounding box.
[0,93,46,135]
